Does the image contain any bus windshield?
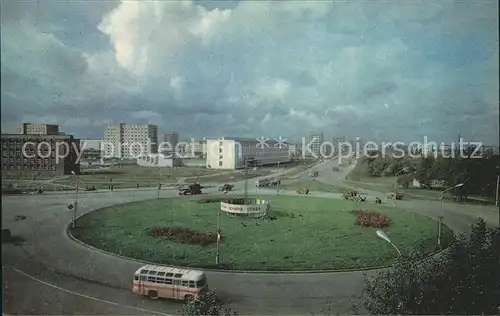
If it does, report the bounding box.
[196,277,206,288]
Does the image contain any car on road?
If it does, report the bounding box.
[255,178,271,187]
[218,184,234,192]
[178,183,203,195]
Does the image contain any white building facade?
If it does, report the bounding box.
[104,123,158,159]
[205,137,292,170]
[137,154,182,167]
[305,132,324,158]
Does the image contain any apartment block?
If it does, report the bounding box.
[1,134,80,175]
[305,132,324,158]
[104,123,158,159]
[80,139,105,160]
[16,123,60,135]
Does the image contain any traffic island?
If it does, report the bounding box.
[70,196,455,271]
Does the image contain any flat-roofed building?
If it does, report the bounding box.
[104,123,158,159]
[205,137,291,170]
[16,123,60,135]
[1,134,80,175]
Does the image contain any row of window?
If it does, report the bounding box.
[134,275,202,288]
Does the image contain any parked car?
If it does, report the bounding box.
[218,184,234,192]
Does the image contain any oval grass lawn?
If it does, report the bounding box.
[71,196,454,271]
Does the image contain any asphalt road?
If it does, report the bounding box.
[2,159,498,315]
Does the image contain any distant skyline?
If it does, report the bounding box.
[1,1,498,144]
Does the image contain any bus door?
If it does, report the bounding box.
[173,279,182,300]
[140,275,147,295]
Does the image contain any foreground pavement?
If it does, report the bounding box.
[2,159,498,315]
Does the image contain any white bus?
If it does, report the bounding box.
[132,264,208,301]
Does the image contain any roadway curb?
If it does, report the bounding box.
[65,196,452,275]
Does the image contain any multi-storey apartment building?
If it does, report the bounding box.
[104,123,158,159]
[186,138,207,158]
[162,132,179,156]
[80,139,104,161]
[205,137,291,170]
[1,134,80,175]
[16,123,60,135]
[304,132,324,158]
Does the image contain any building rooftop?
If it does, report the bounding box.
[135,264,205,280]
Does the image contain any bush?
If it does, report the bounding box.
[363,219,500,315]
[179,290,237,316]
[151,226,221,246]
[354,211,389,228]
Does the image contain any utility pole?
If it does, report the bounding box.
[495,173,499,208]
[71,171,79,228]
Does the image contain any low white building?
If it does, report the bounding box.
[205,137,292,170]
[137,154,182,167]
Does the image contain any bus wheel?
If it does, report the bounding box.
[148,290,159,299]
[184,295,194,301]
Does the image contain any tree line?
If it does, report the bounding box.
[361,147,499,198]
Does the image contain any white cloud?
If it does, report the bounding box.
[1,0,498,143]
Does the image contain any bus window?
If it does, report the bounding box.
[157,272,166,276]
[148,270,157,275]
[196,278,206,288]
[174,273,182,278]
[134,275,139,281]
[140,275,147,281]
[140,270,148,274]
[155,277,165,284]
[189,281,196,288]
[181,281,189,287]
[166,273,174,278]
[165,278,173,285]
[147,276,156,282]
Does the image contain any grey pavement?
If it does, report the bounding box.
[2,158,498,315]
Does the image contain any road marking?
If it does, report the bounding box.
[5,265,174,316]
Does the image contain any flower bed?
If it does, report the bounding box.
[352,210,389,228]
[151,226,221,246]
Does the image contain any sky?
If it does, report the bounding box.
[1,0,498,144]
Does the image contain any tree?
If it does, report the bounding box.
[363,219,500,315]
[179,290,238,316]
[416,156,435,187]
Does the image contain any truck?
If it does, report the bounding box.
[178,183,203,195]
[309,171,319,178]
[255,178,271,187]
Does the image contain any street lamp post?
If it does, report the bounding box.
[71,171,79,228]
[376,229,402,257]
[215,206,221,267]
[438,183,464,247]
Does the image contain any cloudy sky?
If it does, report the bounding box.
[1,0,498,144]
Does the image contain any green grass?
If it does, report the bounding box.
[185,171,271,184]
[51,166,220,189]
[71,196,454,271]
[281,180,343,193]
